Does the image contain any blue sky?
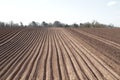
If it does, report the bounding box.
[0,0,120,26]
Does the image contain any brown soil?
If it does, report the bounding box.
[0,28,120,80]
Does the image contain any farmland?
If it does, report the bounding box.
[0,28,120,80]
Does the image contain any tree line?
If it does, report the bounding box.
[0,20,115,28]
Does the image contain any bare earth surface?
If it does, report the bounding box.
[0,28,120,80]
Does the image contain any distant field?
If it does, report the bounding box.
[0,28,120,80]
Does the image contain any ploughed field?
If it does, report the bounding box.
[0,28,120,80]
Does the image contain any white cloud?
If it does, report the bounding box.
[107,1,117,6]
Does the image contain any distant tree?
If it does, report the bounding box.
[41,21,48,27]
[92,21,109,28]
[53,21,64,27]
[65,24,70,28]
[80,23,84,27]
[29,21,40,27]
[13,23,19,27]
[8,21,19,27]
[79,21,114,28]
[73,23,79,27]
[20,22,24,27]
[9,21,14,27]
[5,23,10,27]
[0,20,115,28]
[107,24,114,28]
[83,22,91,28]
[47,23,53,27]
[0,22,5,28]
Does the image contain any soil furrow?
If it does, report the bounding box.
[1,28,120,80]
[65,29,120,79]
[3,32,40,80]
[54,31,69,80]
[57,30,79,80]
[51,31,61,80]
